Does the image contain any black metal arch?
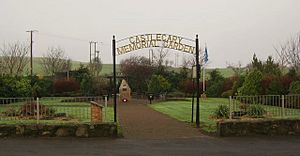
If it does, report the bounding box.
[112,34,201,128]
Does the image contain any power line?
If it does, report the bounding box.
[37,32,90,42]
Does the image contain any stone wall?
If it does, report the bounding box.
[217,119,300,137]
[0,123,117,137]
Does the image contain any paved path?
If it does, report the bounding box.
[118,99,203,139]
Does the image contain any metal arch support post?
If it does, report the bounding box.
[195,35,200,128]
[112,36,117,123]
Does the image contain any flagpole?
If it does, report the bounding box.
[203,44,208,94]
[203,64,205,92]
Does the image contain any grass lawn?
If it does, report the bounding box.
[149,98,229,133]
[0,98,114,125]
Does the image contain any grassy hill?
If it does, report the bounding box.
[3,57,235,77]
[23,57,119,76]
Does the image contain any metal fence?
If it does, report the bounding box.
[229,95,300,119]
[0,96,112,124]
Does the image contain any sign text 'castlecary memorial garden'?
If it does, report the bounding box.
[117,34,195,55]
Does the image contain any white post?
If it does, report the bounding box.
[104,96,108,122]
[281,95,285,117]
[37,97,40,124]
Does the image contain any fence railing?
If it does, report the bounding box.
[229,95,300,119]
[0,96,112,124]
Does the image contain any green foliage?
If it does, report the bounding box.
[209,69,224,82]
[238,69,263,95]
[213,104,229,119]
[0,76,31,97]
[206,81,224,97]
[32,77,53,97]
[266,80,286,95]
[263,56,281,76]
[221,90,233,98]
[232,76,245,96]
[206,70,225,97]
[251,54,263,71]
[148,75,171,93]
[167,90,186,98]
[289,81,300,94]
[247,104,266,118]
[162,70,186,91]
[251,54,281,76]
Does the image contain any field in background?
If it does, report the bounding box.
[21,57,236,77]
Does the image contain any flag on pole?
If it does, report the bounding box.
[204,46,208,64]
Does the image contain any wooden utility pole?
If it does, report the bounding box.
[26,30,38,87]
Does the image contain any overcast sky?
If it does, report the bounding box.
[0,0,300,68]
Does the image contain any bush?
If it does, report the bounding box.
[2,107,20,116]
[261,75,277,94]
[221,90,233,98]
[167,91,186,98]
[53,78,80,93]
[0,76,31,97]
[178,80,194,94]
[289,81,300,94]
[222,76,239,93]
[148,75,171,93]
[206,80,224,97]
[266,80,285,95]
[238,69,263,95]
[20,102,55,116]
[232,76,245,96]
[214,104,229,119]
[247,104,266,118]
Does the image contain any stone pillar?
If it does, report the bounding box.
[90,101,104,123]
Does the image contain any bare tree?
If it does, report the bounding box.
[153,46,169,67]
[274,44,288,71]
[89,57,102,77]
[41,46,72,76]
[275,34,300,71]
[0,42,29,76]
[182,55,196,68]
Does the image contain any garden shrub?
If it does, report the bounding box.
[2,107,20,116]
[247,104,266,118]
[232,76,245,96]
[20,102,55,116]
[214,104,229,119]
[206,70,225,97]
[280,75,296,93]
[178,80,194,94]
[53,78,80,93]
[206,80,224,97]
[167,90,185,98]
[0,76,31,97]
[266,80,285,95]
[261,75,277,94]
[148,74,171,93]
[221,90,233,98]
[222,76,239,93]
[238,69,263,96]
[289,81,300,94]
